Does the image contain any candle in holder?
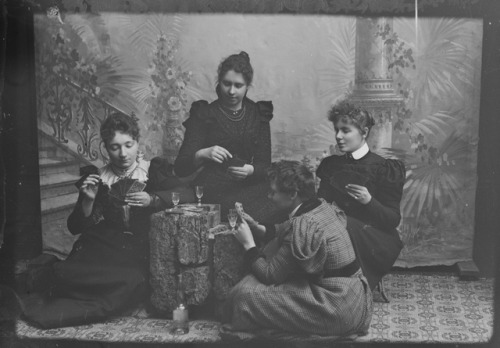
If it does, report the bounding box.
[172,303,189,335]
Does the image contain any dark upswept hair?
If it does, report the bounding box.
[217,51,254,86]
[267,160,316,201]
[100,112,140,146]
[328,99,375,137]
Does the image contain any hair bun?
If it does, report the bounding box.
[239,51,250,62]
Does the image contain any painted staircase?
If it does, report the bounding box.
[38,130,90,259]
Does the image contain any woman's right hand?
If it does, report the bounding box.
[240,211,259,231]
[80,174,100,201]
[197,146,232,164]
[233,219,256,251]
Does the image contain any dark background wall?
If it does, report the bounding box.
[0,1,41,286]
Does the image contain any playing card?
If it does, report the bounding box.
[234,202,244,215]
[127,180,147,194]
[223,155,246,168]
[329,170,369,193]
[74,165,100,190]
[108,178,146,202]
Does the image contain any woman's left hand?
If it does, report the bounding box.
[125,192,151,207]
[233,219,256,250]
[227,164,254,180]
[345,184,372,205]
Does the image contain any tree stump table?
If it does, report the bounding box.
[149,204,245,315]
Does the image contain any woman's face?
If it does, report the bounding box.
[219,70,248,110]
[268,181,294,212]
[106,131,139,169]
[334,119,367,153]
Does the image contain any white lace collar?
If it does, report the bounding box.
[99,158,150,186]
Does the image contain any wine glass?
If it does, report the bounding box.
[227,209,238,231]
[172,192,180,208]
[195,186,204,206]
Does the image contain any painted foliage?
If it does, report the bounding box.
[34,3,482,266]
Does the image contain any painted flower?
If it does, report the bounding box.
[168,96,182,111]
[166,68,175,80]
[166,37,176,49]
[175,80,186,90]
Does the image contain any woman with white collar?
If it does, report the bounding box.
[316,100,406,291]
[22,112,193,328]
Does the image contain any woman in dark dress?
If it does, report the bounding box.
[316,100,405,290]
[22,113,193,328]
[174,51,280,222]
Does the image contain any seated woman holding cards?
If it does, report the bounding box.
[316,100,405,291]
[222,161,372,338]
[174,52,281,222]
[22,112,193,328]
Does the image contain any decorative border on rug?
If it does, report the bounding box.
[16,273,494,344]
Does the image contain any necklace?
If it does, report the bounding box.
[218,104,246,122]
[110,161,138,179]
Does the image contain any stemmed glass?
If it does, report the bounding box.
[171,192,180,209]
[227,209,238,232]
[195,186,204,206]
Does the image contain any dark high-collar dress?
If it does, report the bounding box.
[22,158,194,329]
[316,151,405,290]
[174,98,283,223]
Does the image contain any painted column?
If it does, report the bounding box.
[348,17,403,153]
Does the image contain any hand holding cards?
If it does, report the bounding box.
[222,155,246,169]
[329,170,369,194]
[75,166,102,201]
[75,165,100,190]
[329,170,372,204]
[234,202,259,231]
[108,178,147,205]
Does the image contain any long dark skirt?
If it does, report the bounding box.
[346,216,403,290]
[22,225,147,329]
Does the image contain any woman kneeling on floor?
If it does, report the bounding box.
[222,160,373,338]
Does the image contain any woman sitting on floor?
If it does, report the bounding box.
[22,112,193,329]
[222,160,372,338]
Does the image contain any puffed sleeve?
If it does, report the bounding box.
[250,101,273,180]
[290,216,326,275]
[365,159,406,230]
[174,100,210,177]
[149,157,195,207]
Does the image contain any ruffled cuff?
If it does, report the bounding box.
[67,201,103,235]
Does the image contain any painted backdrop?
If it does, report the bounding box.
[35,8,482,267]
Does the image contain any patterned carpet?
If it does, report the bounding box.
[16,272,494,344]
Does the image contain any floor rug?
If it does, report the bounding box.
[16,272,494,344]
